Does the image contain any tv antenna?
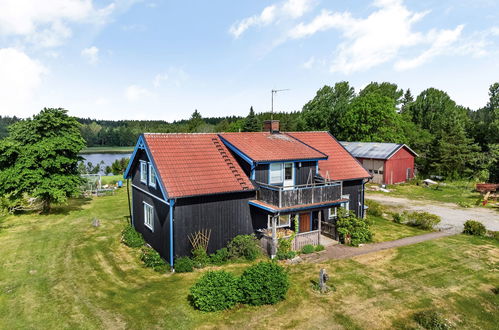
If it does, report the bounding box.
[271,88,290,120]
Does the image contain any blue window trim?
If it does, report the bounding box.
[148,163,157,188]
[123,135,169,201]
[143,201,154,232]
[139,160,148,184]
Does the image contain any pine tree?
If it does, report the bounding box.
[242,107,260,132]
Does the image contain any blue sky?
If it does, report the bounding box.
[1,0,498,121]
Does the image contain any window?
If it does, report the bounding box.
[143,202,154,231]
[373,170,379,174]
[328,207,337,219]
[148,163,156,188]
[140,161,148,183]
[270,163,283,184]
[379,170,384,175]
[341,194,350,211]
[284,163,293,180]
[268,214,292,228]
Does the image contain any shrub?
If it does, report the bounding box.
[457,201,473,208]
[488,231,499,240]
[239,262,289,306]
[301,244,315,254]
[140,246,168,272]
[175,257,194,273]
[209,248,229,265]
[365,199,385,217]
[190,271,241,312]
[392,212,406,224]
[463,220,486,236]
[276,250,296,260]
[315,244,325,252]
[121,224,144,248]
[413,310,450,330]
[227,234,260,261]
[406,211,441,230]
[276,237,295,260]
[336,212,373,246]
[192,247,210,268]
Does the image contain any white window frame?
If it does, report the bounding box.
[267,214,292,229]
[341,194,350,211]
[148,163,156,188]
[143,202,154,231]
[328,207,337,219]
[140,161,148,184]
[269,163,283,184]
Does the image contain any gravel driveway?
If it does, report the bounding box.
[366,194,499,232]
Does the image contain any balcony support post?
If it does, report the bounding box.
[271,215,277,259]
[318,210,322,245]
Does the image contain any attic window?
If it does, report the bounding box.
[149,163,156,188]
[140,161,147,184]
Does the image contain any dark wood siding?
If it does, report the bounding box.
[131,149,165,200]
[132,187,171,261]
[174,191,256,256]
[342,179,365,218]
[254,164,268,183]
[295,161,316,185]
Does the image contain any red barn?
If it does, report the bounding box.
[340,142,418,185]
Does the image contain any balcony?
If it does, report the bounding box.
[255,181,342,208]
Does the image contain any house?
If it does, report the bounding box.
[124,121,370,269]
[340,142,418,185]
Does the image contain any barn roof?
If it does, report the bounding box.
[219,132,328,162]
[340,142,418,160]
[286,132,370,181]
[128,133,255,199]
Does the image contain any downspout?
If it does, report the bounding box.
[169,199,175,271]
[126,179,132,226]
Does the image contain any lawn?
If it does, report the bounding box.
[1,190,498,329]
[80,146,134,154]
[367,181,482,206]
[370,215,431,243]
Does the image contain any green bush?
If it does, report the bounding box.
[301,244,315,254]
[140,246,168,272]
[413,310,450,330]
[365,199,385,217]
[406,211,441,230]
[227,234,260,261]
[192,247,210,268]
[315,244,325,252]
[209,248,230,265]
[488,230,499,240]
[392,212,406,224]
[239,262,289,306]
[457,201,473,208]
[190,271,241,312]
[463,220,486,236]
[121,224,144,248]
[276,250,296,260]
[336,212,373,246]
[276,237,295,260]
[175,257,194,273]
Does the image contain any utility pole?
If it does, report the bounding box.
[271,88,290,120]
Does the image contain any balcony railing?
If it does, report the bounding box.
[256,181,342,208]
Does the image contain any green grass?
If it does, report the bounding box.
[367,181,482,206]
[101,175,124,185]
[370,215,431,243]
[80,146,134,154]
[1,190,498,329]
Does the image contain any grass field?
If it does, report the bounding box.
[80,146,134,154]
[1,190,498,329]
[370,215,431,243]
[367,181,482,206]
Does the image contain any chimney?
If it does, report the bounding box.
[263,120,280,133]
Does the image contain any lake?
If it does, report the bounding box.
[80,153,132,174]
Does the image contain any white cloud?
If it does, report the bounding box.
[302,56,315,69]
[125,85,152,102]
[229,0,315,38]
[287,0,466,74]
[153,73,168,88]
[81,46,99,64]
[0,48,47,117]
[152,67,189,88]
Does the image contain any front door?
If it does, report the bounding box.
[283,162,294,189]
[299,213,311,233]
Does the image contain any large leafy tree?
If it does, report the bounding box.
[0,108,85,213]
[358,82,404,105]
[242,106,260,132]
[301,81,355,134]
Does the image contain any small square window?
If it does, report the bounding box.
[140,161,147,184]
[144,202,154,231]
[328,207,337,219]
[149,163,156,188]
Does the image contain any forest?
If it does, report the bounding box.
[0,81,497,182]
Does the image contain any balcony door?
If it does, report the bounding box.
[283,162,294,189]
[269,162,294,189]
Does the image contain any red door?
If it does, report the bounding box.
[299,213,311,233]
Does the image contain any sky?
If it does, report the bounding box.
[0,0,498,121]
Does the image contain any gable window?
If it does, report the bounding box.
[140,161,148,184]
[144,202,154,231]
[148,163,156,188]
[328,207,338,219]
[269,163,283,184]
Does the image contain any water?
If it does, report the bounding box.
[80,153,132,175]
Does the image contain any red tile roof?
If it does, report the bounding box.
[287,132,370,181]
[220,132,327,162]
[144,133,255,198]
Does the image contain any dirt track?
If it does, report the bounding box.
[366,194,499,232]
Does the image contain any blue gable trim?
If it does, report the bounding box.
[123,134,169,201]
[256,158,327,164]
[248,200,346,214]
[218,135,254,165]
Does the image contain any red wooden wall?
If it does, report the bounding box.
[383,147,415,184]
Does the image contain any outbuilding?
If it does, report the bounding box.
[340,142,418,185]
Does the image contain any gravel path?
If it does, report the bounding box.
[366,194,499,232]
[303,231,454,263]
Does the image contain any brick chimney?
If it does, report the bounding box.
[263,120,280,133]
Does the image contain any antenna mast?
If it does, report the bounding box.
[271,88,290,121]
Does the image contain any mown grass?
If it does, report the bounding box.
[1,190,497,329]
[367,181,482,206]
[370,215,431,243]
[80,146,134,154]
